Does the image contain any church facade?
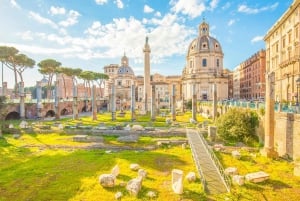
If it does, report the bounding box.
[182,20,229,101]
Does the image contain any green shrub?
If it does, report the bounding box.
[216,108,259,145]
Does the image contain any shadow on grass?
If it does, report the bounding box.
[268,179,291,190]
[182,189,207,201]
[0,136,12,147]
[0,148,188,201]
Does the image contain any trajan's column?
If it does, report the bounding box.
[143,36,151,112]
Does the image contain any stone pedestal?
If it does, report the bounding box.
[208,126,217,141]
[294,162,300,176]
[172,169,183,194]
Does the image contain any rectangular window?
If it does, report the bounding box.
[217,59,219,67]
[288,31,292,44]
[202,59,207,67]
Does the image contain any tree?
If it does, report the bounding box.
[57,67,82,98]
[14,54,35,83]
[0,46,19,96]
[215,108,259,145]
[94,72,109,98]
[38,59,61,99]
[79,70,96,97]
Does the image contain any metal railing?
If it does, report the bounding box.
[200,100,300,114]
[196,128,231,192]
[186,128,207,192]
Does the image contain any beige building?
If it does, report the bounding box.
[182,20,229,101]
[104,54,137,110]
[233,65,241,99]
[264,0,300,102]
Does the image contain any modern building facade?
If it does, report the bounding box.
[182,19,229,101]
[264,0,300,102]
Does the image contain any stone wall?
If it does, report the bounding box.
[199,104,300,160]
[274,113,300,159]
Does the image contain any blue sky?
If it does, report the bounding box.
[0,0,293,88]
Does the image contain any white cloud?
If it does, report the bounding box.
[155,11,161,17]
[144,5,154,13]
[170,0,206,19]
[238,3,279,14]
[59,10,81,27]
[114,0,124,9]
[29,11,58,29]
[209,0,219,10]
[95,0,108,5]
[222,2,230,10]
[227,19,235,26]
[10,0,20,9]
[50,6,66,15]
[251,36,263,43]
[18,31,34,41]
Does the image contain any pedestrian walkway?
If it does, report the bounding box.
[186,128,230,194]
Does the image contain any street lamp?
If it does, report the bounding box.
[296,77,300,106]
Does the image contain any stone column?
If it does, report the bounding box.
[172,84,176,121]
[72,84,78,120]
[213,83,217,119]
[36,81,42,119]
[262,72,277,158]
[19,82,25,119]
[151,85,156,121]
[181,95,185,113]
[157,93,160,114]
[131,85,135,121]
[111,84,116,121]
[143,36,151,113]
[192,83,197,121]
[92,85,97,120]
[2,82,7,96]
[54,81,60,120]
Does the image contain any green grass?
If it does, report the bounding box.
[1,113,300,201]
[214,150,300,201]
[0,134,205,201]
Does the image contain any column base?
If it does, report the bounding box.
[260,147,278,158]
[293,162,300,176]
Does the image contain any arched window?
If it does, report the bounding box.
[202,58,207,67]
[217,59,219,67]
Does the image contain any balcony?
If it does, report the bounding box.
[279,55,300,68]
